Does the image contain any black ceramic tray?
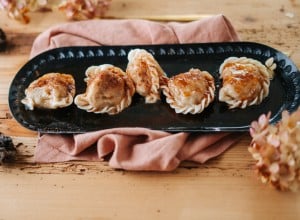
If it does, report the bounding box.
[8,42,300,133]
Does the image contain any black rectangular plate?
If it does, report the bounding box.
[8,42,300,133]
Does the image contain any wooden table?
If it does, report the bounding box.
[0,0,299,219]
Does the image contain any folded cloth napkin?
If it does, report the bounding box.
[30,14,239,57]
[32,14,242,171]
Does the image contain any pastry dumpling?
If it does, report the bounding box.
[126,49,167,103]
[218,57,276,109]
[162,68,215,114]
[74,64,135,115]
[21,73,75,110]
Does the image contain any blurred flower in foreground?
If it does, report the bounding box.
[58,0,111,20]
[0,0,51,23]
[249,107,300,191]
[0,0,31,23]
[0,0,111,23]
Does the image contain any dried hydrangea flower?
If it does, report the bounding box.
[0,0,112,23]
[0,0,51,23]
[248,107,300,191]
[58,0,112,20]
[0,0,30,23]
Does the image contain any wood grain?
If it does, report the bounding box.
[0,0,299,219]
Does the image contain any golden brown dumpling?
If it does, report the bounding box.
[126,49,167,103]
[21,73,75,110]
[218,57,276,109]
[74,64,135,115]
[162,68,215,114]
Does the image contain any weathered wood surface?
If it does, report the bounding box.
[0,0,299,219]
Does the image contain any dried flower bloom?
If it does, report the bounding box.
[0,0,30,23]
[0,0,52,23]
[249,107,300,191]
[58,0,111,20]
[0,0,111,23]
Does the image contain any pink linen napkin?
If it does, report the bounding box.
[32,14,242,171]
[30,14,239,57]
